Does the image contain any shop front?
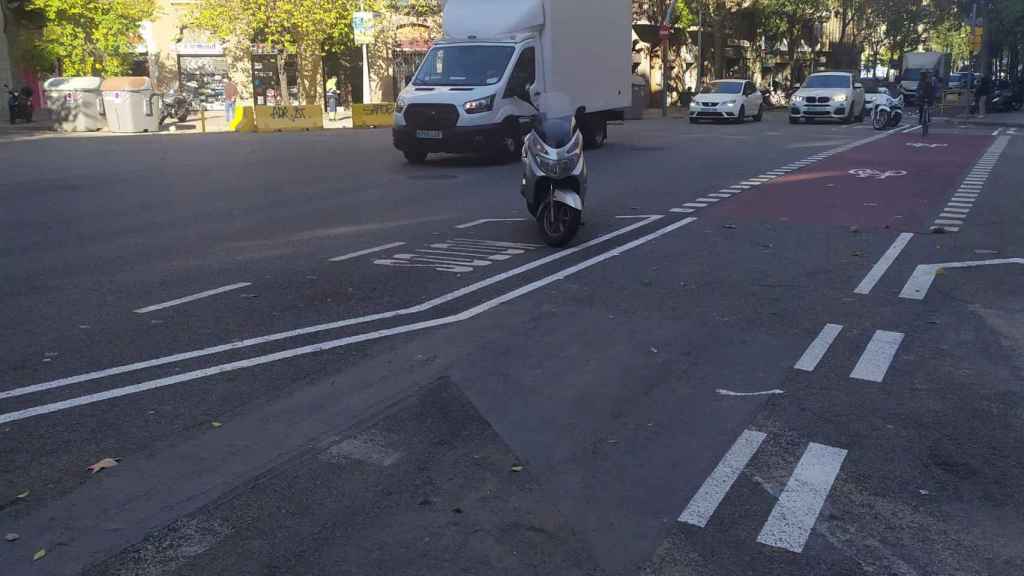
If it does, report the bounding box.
[175,40,228,110]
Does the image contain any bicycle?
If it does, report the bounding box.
[919,103,931,137]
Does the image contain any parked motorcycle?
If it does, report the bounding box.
[871,88,903,130]
[5,83,33,124]
[160,90,192,124]
[519,91,587,247]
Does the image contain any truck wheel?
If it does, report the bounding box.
[403,149,428,164]
[583,117,606,149]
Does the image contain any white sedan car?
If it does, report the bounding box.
[789,72,866,124]
[689,80,764,124]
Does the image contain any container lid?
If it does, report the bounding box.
[43,76,103,91]
[100,77,153,92]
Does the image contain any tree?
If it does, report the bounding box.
[759,0,830,80]
[26,0,156,75]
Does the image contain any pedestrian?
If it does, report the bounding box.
[224,78,238,125]
[325,76,339,122]
[976,74,991,118]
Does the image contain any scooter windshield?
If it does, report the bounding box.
[535,92,577,149]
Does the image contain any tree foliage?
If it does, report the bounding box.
[26,0,156,75]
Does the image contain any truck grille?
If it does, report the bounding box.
[404,104,459,130]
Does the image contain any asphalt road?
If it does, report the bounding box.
[2,112,1023,575]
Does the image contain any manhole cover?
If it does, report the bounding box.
[407,174,459,181]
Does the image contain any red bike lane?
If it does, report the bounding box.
[715,132,993,231]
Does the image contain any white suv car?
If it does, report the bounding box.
[689,79,764,124]
[789,72,866,124]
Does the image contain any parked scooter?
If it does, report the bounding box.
[5,83,33,124]
[160,90,192,124]
[871,88,904,130]
[519,90,587,247]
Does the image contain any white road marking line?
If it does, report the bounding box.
[0,218,699,424]
[133,283,252,314]
[940,213,967,219]
[455,218,528,229]
[853,233,913,295]
[0,216,665,401]
[740,182,763,186]
[794,324,844,372]
[731,185,751,189]
[899,258,1024,299]
[696,198,721,203]
[616,214,663,219]
[678,429,767,527]
[943,207,970,213]
[328,242,407,262]
[933,219,964,225]
[936,226,960,232]
[952,195,978,199]
[670,208,696,213]
[850,330,905,382]
[947,202,974,207]
[766,171,787,175]
[719,189,739,193]
[716,389,785,397]
[756,443,848,553]
[684,203,709,208]
[992,128,1003,136]
[709,193,733,198]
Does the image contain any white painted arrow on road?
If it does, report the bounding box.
[899,258,1024,300]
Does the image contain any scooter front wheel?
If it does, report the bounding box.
[872,109,890,130]
[538,197,581,247]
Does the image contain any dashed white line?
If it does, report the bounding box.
[709,193,733,198]
[943,207,970,213]
[0,218,700,424]
[678,429,767,527]
[854,233,913,295]
[947,202,974,208]
[940,213,967,219]
[696,197,721,203]
[328,242,407,262]
[133,283,253,314]
[794,323,844,372]
[933,219,964,225]
[0,216,666,402]
[455,218,528,229]
[684,203,709,208]
[756,443,848,553]
[850,330,904,382]
[670,208,696,213]
[716,388,785,397]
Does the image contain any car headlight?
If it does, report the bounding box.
[395,96,407,114]
[723,100,737,107]
[792,95,804,103]
[464,95,495,114]
[832,93,848,103]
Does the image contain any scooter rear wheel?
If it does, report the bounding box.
[873,109,890,130]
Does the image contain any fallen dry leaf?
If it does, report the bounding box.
[211,421,223,428]
[33,548,46,561]
[16,490,29,499]
[87,458,121,474]
[5,533,19,542]
[510,465,524,473]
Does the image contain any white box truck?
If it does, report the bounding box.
[392,0,632,163]
[899,52,949,103]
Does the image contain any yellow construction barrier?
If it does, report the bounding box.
[352,103,395,128]
[252,104,324,132]
[231,106,257,132]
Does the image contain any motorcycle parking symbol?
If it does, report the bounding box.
[849,168,907,180]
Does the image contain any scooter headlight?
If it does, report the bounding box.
[534,132,582,178]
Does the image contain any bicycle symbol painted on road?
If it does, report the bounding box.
[906,142,949,148]
[848,168,908,180]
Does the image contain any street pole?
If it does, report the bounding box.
[970,2,977,74]
[697,9,703,92]
[661,1,676,117]
[360,1,372,104]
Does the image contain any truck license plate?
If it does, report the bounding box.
[416,130,443,139]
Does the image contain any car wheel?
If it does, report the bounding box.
[855,103,865,122]
[789,117,798,124]
[689,117,698,124]
[735,106,745,124]
[753,104,763,122]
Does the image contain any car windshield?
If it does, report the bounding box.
[803,75,851,89]
[902,69,923,81]
[413,45,515,87]
[702,81,743,94]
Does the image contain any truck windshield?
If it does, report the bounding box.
[803,75,851,89]
[413,46,516,87]
[902,69,922,81]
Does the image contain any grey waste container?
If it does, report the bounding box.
[44,77,106,132]
[626,75,648,120]
[101,77,162,133]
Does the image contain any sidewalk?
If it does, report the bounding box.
[937,108,1024,127]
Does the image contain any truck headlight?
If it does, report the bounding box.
[464,95,495,114]
[832,93,848,102]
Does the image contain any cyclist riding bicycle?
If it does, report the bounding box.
[918,70,936,135]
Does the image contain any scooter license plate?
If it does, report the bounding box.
[416,130,443,140]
